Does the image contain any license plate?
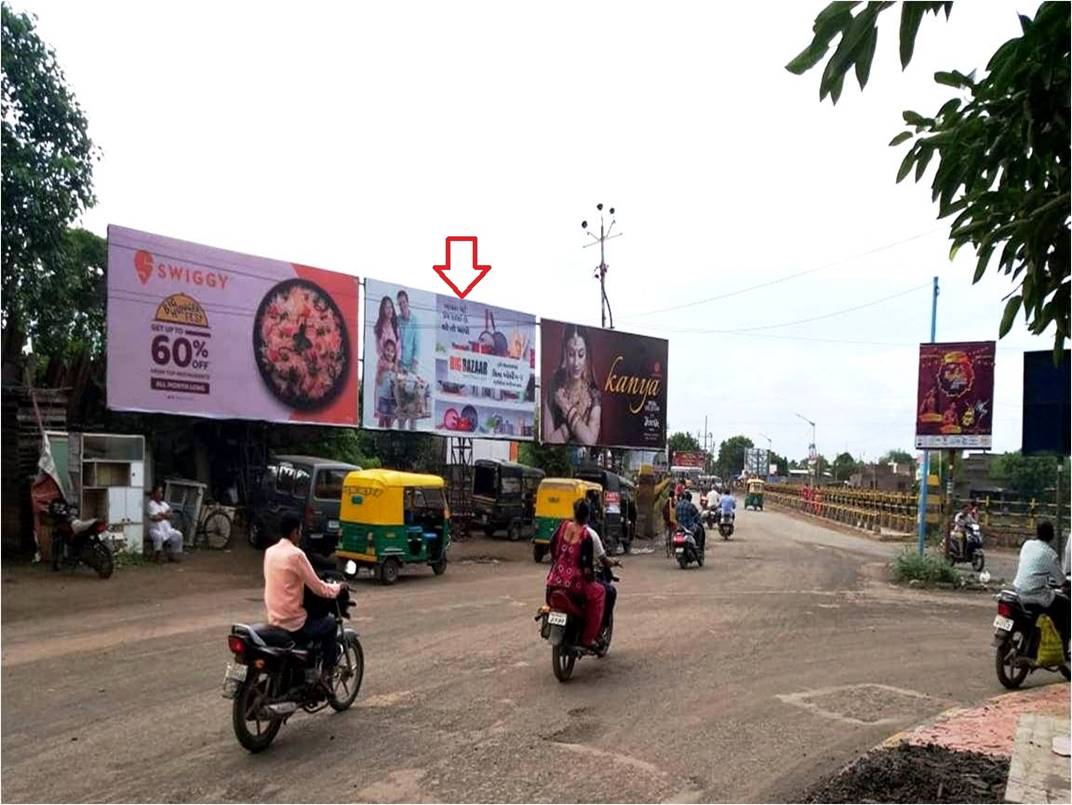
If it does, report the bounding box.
[328,520,340,531]
[548,611,567,626]
[221,662,247,698]
[674,548,684,554]
[993,615,1014,632]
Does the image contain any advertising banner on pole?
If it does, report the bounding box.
[744,447,769,476]
[540,319,668,449]
[361,279,537,439]
[671,451,706,469]
[915,341,996,449]
[106,225,360,425]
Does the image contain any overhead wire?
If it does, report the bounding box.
[618,227,944,320]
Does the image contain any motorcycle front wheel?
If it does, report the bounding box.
[971,550,985,572]
[552,646,575,682]
[82,543,114,579]
[232,673,282,752]
[995,636,1030,690]
[328,636,365,712]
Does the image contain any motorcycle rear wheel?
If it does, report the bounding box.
[552,646,575,682]
[232,673,282,752]
[328,636,365,712]
[677,556,688,569]
[995,636,1030,690]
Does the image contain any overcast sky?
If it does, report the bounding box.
[20,0,1056,461]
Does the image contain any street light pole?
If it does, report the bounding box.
[796,413,817,487]
[581,203,622,330]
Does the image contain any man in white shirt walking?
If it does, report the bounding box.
[146,484,184,562]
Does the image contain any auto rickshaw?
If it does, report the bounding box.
[745,478,765,511]
[336,469,450,585]
[532,478,603,563]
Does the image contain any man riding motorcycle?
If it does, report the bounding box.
[719,488,737,520]
[1013,521,1070,657]
[263,513,344,685]
[675,491,705,552]
[951,501,979,559]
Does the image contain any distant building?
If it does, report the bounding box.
[850,462,913,492]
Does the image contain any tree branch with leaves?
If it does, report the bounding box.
[788,1,1069,359]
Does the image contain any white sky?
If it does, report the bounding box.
[19,0,1057,461]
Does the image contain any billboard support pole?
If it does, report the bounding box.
[917,276,940,556]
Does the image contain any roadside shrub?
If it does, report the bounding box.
[891,548,959,586]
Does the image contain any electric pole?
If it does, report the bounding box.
[581,203,622,330]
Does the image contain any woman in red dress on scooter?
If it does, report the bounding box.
[545,500,606,648]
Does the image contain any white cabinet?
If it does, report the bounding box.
[126,488,144,524]
[130,461,144,489]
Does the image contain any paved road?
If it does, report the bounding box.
[1,508,1050,803]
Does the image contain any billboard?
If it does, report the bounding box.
[671,451,706,468]
[361,279,536,439]
[540,319,667,449]
[107,226,359,425]
[744,447,769,476]
[1023,350,1070,456]
[915,341,995,449]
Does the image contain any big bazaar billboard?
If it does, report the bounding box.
[360,278,537,440]
[106,226,360,425]
[915,341,995,449]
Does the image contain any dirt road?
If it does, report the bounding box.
[1,508,1051,802]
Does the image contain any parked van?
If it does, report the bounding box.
[249,455,360,551]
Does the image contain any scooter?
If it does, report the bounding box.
[671,527,704,569]
[992,582,1070,689]
[945,522,985,571]
[535,565,618,682]
[718,509,735,540]
[703,508,718,529]
[48,499,113,579]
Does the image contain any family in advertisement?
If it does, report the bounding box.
[107,227,669,448]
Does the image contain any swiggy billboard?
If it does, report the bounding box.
[915,341,995,449]
[106,225,359,425]
[540,319,668,449]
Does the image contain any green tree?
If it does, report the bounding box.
[31,227,106,360]
[832,451,859,482]
[788,2,1070,357]
[278,427,381,468]
[990,452,1067,501]
[2,5,99,354]
[518,440,572,477]
[882,449,918,472]
[716,435,754,479]
[769,451,789,476]
[667,431,701,455]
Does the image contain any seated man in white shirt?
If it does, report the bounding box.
[146,484,184,562]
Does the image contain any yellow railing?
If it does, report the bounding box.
[765,484,1068,537]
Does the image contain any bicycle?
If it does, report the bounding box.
[172,502,235,550]
[195,503,235,550]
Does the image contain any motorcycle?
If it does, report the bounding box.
[223,562,365,752]
[718,509,735,540]
[703,508,718,529]
[535,565,618,682]
[992,584,1070,689]
[671,527,704,569]
[945,521,985,571]
[48,499,113,579]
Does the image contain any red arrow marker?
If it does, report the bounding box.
[433,236,491,299]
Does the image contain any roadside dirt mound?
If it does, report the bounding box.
[800,743,1009,803]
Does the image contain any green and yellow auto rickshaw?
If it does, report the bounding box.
[745,478,765,511]
[532,478,603,563]
[336,469,450,585]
